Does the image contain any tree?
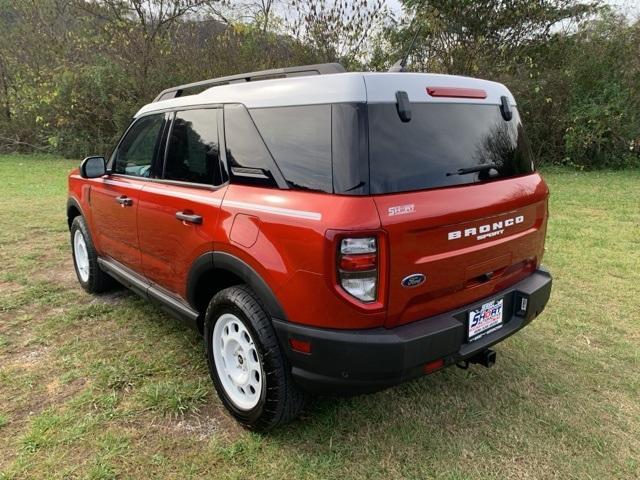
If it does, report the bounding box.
[76,0,219,98]
[563,13,640,167]
[287,0,387,67]
[385,0,599,75]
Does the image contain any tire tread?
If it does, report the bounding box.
[70,216,115,293]
[204,285,305,431]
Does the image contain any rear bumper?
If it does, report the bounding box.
[273,267,552,395]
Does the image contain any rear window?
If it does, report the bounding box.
[164,109,221,185]
[368,103,534,194]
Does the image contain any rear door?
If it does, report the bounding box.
[90,113,166,271]
[138,108,226,299]
[366,102,548,328]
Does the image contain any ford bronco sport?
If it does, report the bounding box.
[67,63,552,431]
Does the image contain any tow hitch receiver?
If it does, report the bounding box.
[469,348,497,368]
[456,349,497,370]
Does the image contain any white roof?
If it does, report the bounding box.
[135,72,516,118]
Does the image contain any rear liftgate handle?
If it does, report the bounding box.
[176,211,203,225]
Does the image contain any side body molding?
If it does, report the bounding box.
[186,251,288,322]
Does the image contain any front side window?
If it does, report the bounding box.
[113,114,165,177]
[164,109,221,185]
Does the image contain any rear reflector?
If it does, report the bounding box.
[423,358,445,374]
[339,253,377,271]
[426,87,487,99]
[289,338,312,354]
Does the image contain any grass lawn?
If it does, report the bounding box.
[0,154,638,479]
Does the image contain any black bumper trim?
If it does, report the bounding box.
[273,268,552,394]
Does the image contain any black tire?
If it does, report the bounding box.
[70,216,115,293]
[204,285,306,431]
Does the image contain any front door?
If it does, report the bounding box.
[138,108,227,299]
[90,113,167,272]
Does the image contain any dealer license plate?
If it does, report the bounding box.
[468,298,504,342]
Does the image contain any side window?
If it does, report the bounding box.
[332,103,369,195]
[113,114,165,177]
[223,104,279,188]
[250,105,332,192]
[164,109,222,185]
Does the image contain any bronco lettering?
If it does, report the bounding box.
[448,215,524,241]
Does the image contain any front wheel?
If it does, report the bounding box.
[204,285,305,431]
[70,216,114,293]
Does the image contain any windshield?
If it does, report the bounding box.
[368,103,534,194]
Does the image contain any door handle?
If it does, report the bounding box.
[176,211,203,225]
[116,195,133,207]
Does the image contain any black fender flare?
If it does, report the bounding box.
[66,197,86,229]
[186,251,288,322]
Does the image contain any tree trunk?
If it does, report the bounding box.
[0,55,11,121]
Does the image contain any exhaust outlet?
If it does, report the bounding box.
[469,349,496,368]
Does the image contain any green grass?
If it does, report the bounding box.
[0,154,639,479]
[138,380,209,415]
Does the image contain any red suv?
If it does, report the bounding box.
[67,63,552,431]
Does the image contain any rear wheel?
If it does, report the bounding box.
[70,216,114,293]
[204,285,305,431]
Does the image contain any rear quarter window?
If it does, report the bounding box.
[224,104,280,188]
[250,105,332,192]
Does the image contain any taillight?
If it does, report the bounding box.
[338,237,378,302]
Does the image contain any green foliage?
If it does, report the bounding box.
[37,63,137,157]
[563,14,640,168]
[396,0,596,76]
[0,0,321,158]
[0,0,638,169]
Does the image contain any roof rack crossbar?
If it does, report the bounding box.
[153,63,345,102]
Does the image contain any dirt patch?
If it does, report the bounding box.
[1,374,87,425]
[31,258,77,287]
[8,345,51,370]
[46,377,87,405]
[0,281,24,297]
[154,402,244,442]
[93,288,134,305]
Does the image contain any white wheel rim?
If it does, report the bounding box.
[73,230,90,283]
[212,313,263,411]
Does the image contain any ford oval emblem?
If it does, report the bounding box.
[401,274,426,288]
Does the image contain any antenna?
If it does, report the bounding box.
[388,24,422,73]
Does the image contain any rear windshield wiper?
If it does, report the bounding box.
[446,163,498,176]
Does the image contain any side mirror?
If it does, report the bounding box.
[80,156,106,178]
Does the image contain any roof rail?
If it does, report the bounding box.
[153,63,345,102]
